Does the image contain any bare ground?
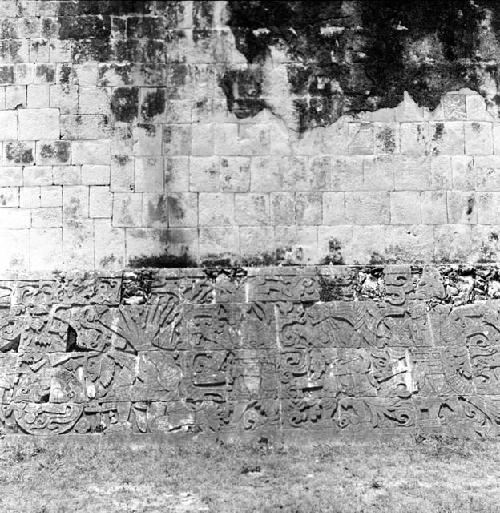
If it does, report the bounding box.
[0,433,498,513]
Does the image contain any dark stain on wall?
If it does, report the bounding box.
[224,0,500,132]
[110,87,139,122]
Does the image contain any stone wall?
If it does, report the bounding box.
[2,1,500,439]
[0,264,498,439]
[1,0,500,269]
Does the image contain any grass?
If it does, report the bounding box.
[0,433,499,512]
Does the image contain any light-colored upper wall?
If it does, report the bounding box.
[0,0,499,271]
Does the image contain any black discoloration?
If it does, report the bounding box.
[129,252,196,268]
[110,87,139,122]
[219,68,267,119]
[5,142,33,164]
[40,141,71,163]
[466,196,475,216]
[225,1,500,132]
[141,88,166,121]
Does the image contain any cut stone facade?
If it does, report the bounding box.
[1,1,500,438]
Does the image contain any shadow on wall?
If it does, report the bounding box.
[222,0,500,133]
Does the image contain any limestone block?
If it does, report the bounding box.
[135,156,163,192]
[322,192,345,225]
[61,114,109,140]
[31,207,62,228]
[0,166,22,186]
[385,225,433,263]
[447,191,477,224]
[0,208,30,229]
[36,140,71,165]
[112,192,142,227]
[421,191,447,225]
[0,187,18,207]
[5,85,26,109]
[191,123,214,155]
[23,166,52,186]
[235,193,269,225]
[40,186,62,208]
[198,192,234,226]
[318,225,353,264]
[274,225,319,265]
[79,86,110,115]
[240,226,275,262]
[271,192,295,225]
[53,165,81,186]
[126,227,168,264]
[18,108,59,140]
[390,191,421,224]
[110,155,134,192]
[63,185,89,220]
[475,156,500,190]
[199,226,239,260]
[400,122,429,156]
[452,156,475,190]
[189,156,219,192]
[81,165,110,186]
[89,186,112,218]
[429,122,464,155]
[350,225,387,264]
[348,123,373,155]
[142,193,168,228]
[363,156,394,191]
[162,123,190,156]
[478,192,500,225]
[374,123,400,155]
[433,224,472,263]
[331,156,363,191]
[428,156,452,190]
[250,156,284,192]
[345,192,389,225]
[465,122,493,155]
[166,192,198,228]
[19,187,40,208]
[49,85,79,114]
[441,93,467,120]
[394,156,431,190]
[0,228,28,270]
[295,192,322,225]
[4,141,34,165]
[165,156,189,192]
[220,156,250,192]
[29,227,62,271]
[62,219,94,269]
[494,123,500,155]
[0,111,17,140]
[72,140,110,165]
[94,219,125,270]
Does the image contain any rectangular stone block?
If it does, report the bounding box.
[0,111,17,140]
[235,193,269,225]
[71,140,110,165]
[135,156,163,192]
[110,155,134,192]
[23,166,52,186]
[112,192,143,227]
[18,108,59,140]
[390,191,421,224]
[198,192,234,226]
[345,192,389,225]
[89,186,112,218]
[81,165,110,186]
